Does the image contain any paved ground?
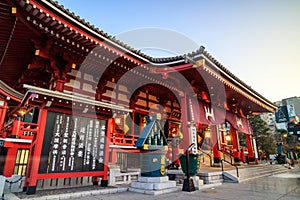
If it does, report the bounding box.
[7,166,300,200]
[81,167,300,200]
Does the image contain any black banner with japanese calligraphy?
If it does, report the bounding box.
[39,112,107,173]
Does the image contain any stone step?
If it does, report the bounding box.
[205,179,224,184]
[131,180,176,190]
[197,171,223,184]
[128,186,179,195]
[228,165,285,174]
[238,168,290,182]
[237,166,289,177]
[223,164,291,183]
[129,176,178,195]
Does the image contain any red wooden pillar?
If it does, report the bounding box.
[2,146,18,177]
[131,111,135,136]
[0,100,7,129]
[107,118,117,164]
[211,125,221,167]
[93,117,111,186]
[11,120,21,138]
[110,149,117,164]
[230,125,241,164]
[25,108,48,195]
[220,129,225,144]
[181,94,189,150]
[246,134,254,162]
[100,118,112,187]
[2,101,18,177]
[240,147,245,163]
[54,80,65,92]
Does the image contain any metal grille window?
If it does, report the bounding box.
[14,149,29,176]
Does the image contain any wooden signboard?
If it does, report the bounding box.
[39,112,107,173]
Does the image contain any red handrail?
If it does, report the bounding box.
[2,120,38,139]
[110,132,138,146]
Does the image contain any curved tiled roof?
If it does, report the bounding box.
[46,0,202,64]
[46,0,151,60]
[38,1,276,109]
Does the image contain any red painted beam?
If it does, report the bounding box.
[37,171,106,179]
[0,90,21,102]
[153,63,194,74]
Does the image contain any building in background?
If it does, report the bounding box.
[260,112,276,133]
[274,97,300,141]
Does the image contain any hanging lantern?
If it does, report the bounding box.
[204,127,211,138]
[18,107,26,116]
[225,135,231,142]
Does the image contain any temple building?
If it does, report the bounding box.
[0,0,277,195]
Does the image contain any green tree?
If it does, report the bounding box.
[249,115,276,158]
[276,129,298,153]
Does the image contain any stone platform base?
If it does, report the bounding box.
[130,176,178,195]
[190,176,204,190]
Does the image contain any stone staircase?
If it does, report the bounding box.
[167,164,291,190]
[198,171,223,184]
[223,164,291,183]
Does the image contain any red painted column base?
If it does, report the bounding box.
[240,150,245,163]
[246,134,254,163]
[211,126,221,167]
[233,151,241,164]
[2,147,18,177]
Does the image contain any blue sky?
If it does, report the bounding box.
[56,0,300,102]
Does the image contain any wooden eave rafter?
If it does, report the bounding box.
[17,0,147,67]
[0,80,23,102]
[199,57,277,113]
[150,58,276,113]
[22,84,132,113]
[0,1,37,88]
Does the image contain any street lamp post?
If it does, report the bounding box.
[276,133,287,164]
